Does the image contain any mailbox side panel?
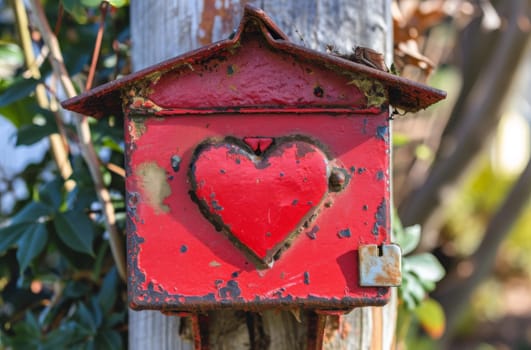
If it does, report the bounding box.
[126,112,391,311]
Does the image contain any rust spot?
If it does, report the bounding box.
[136,162,172,214]
[373,262,401,286]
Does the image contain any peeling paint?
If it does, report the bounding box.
[304,271,311,285]
[218,280,242,299]
[131,116,147,139]
[348,74,387,108]
[136,162,172,214]
[372,198,388,237]
[337,228,351,238]
[376,125,389,142]
[209,260,222,267]
[306,225,319,240]
[170,155,182,172]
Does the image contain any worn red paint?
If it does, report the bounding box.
[61,5,446,312]
[125,113,390,311]
[242,137,273,153]
[191,138,329,266]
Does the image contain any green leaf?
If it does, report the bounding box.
[14,107,58,144]
[395,224,421,255]
[0,96,41,127]
[403,253,445,283]
[11,201,52,225]
[63,281,92,299]
[97,267,118,314]
[90,298,103,328]
[66,185,98,211]
[42,326,77,350]
[16,121,58,146]
[62,0,88,24]
[39,179,64,210]
[0,223,35,252]
[8,313,42,348]
[53,211,95,255]
[103,312,124,328]
[400,272,426,308]
[414,298,446,339]
[419,279,437,293]
[16,223,48,272]
[80,0,102,7]
[0,42,24,67]
[95,329,122,350]
[108,0,129,8]
[76,302,97,332]
[101,137,124,153]
[0,78,40,107]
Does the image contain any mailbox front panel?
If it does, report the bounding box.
[126,112,391,311]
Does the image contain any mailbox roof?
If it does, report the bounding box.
[62,5,445,119]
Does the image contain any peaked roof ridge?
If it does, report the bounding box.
[241,5,289,41]
[62,5,445,119]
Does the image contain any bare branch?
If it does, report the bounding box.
[12,0,74,191]
[85,2,109,91]
[29,0,127,281]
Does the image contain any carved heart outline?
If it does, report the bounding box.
[189,136,333,268]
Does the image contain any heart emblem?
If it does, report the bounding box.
[189,137,329,267]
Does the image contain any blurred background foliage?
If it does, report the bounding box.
[0,0,529,349]
[0,0,130,348]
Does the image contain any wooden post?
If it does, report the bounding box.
[129,1,395,349]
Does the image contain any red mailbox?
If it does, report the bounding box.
[63,6,445,313]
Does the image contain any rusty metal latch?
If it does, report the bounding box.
[359,244,402,287]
